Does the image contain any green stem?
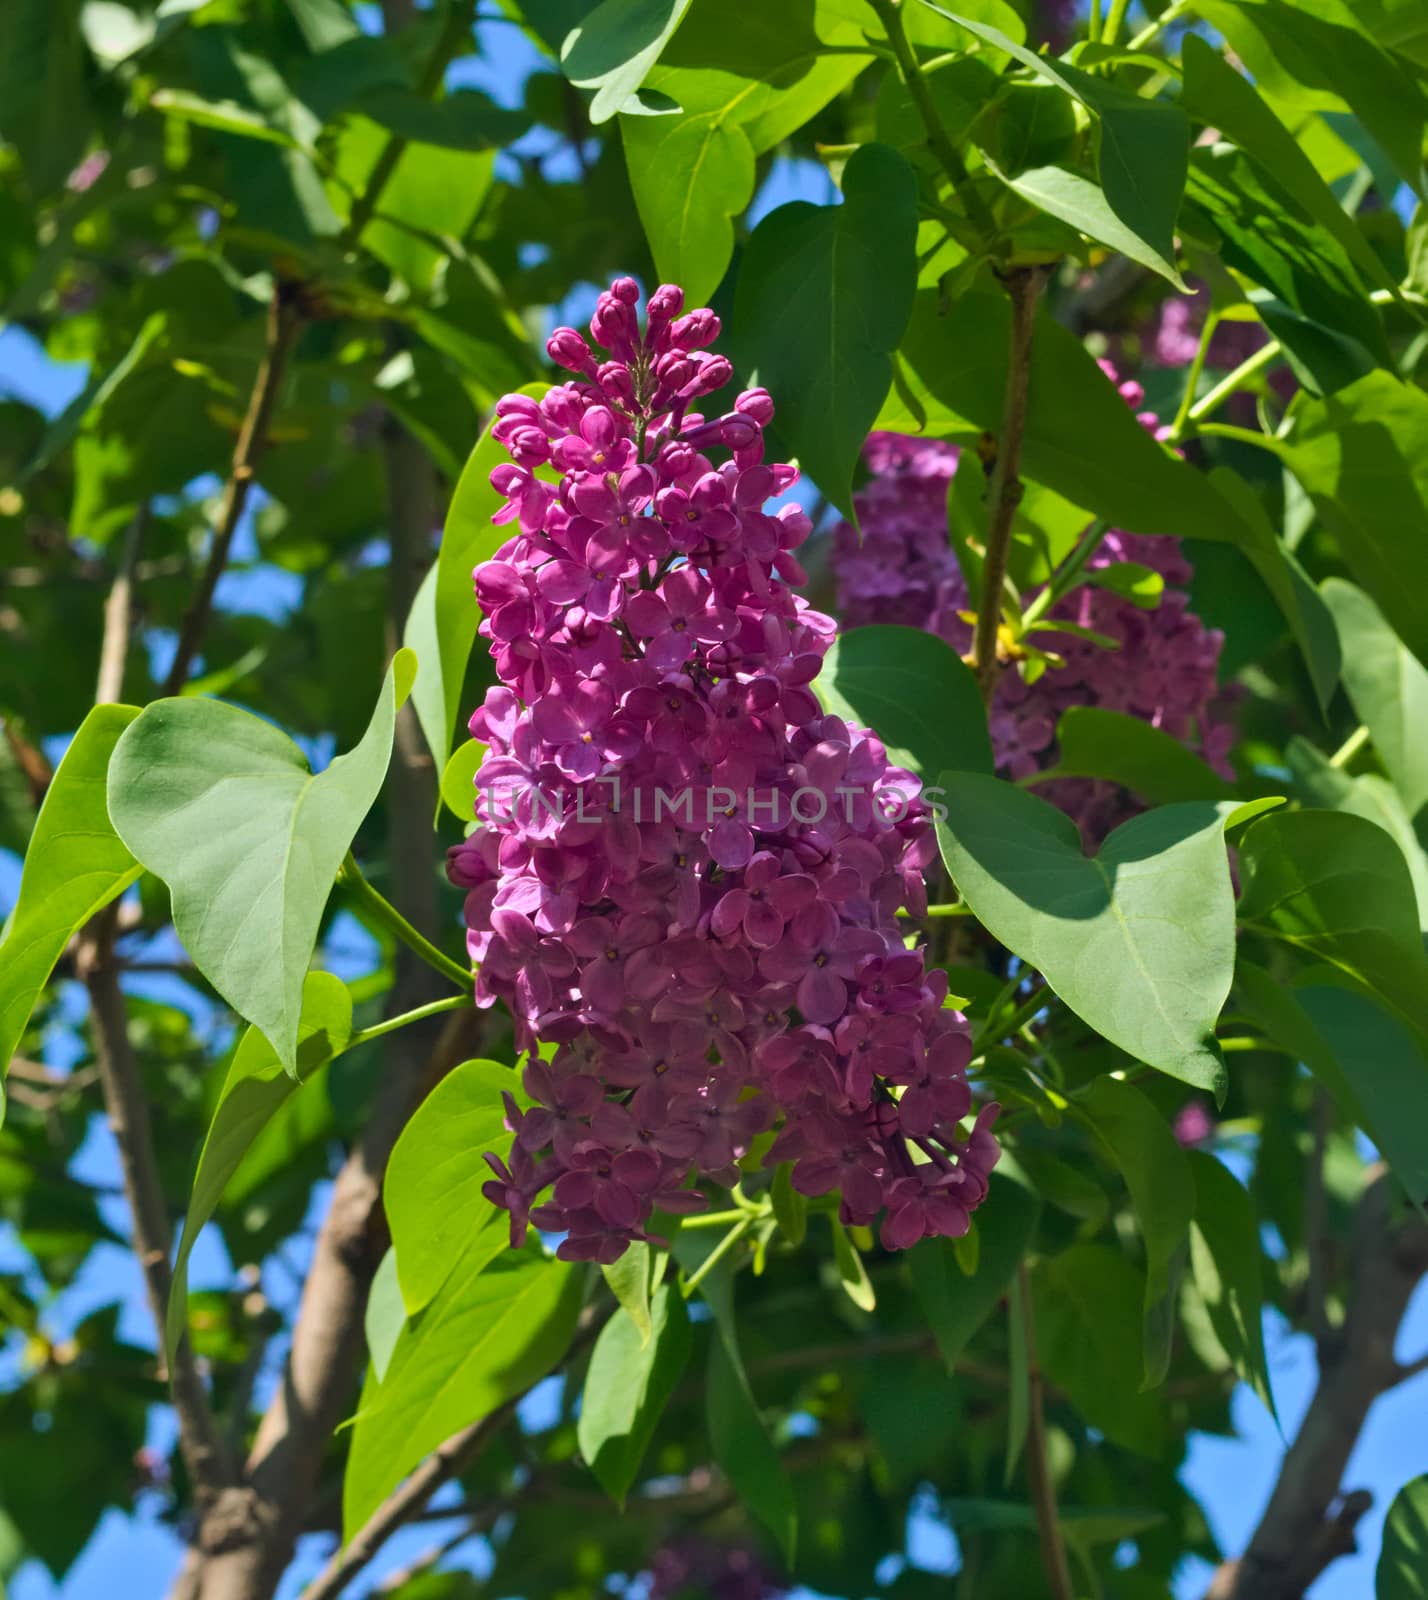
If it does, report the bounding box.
[347,993,472,1051]
[991,985,1052,1044]
[679,1207,759,1231]
[682,1215,754,1294]
[1102,0,1133,46]
[1021,518,1110,628]
[1127,0,1192,50]
[868,0,999,244]
[1183,340,1282,428]
[1089,0,1104,42]
[1167,309,1219,443]
[1330,724,1371,769]
[339,851,473,991]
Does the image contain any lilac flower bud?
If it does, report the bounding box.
[547,326,596,375]
[670,308,720,350]
[736,387,775,426]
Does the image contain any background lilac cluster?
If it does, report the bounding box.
[448,280,1000,1264]
[831,368,1235,841]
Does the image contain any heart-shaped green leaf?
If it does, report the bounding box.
[935,774,1238,1095]
[108,650,416,1070]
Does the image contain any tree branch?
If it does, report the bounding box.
[1019,1263,1076,1600]
[1208,1167,1428,1600]
[162,287,301,696]
[973,266,1044,701]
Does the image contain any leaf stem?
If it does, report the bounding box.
[1127,0,1193,50]
[1018,1263,1076,1600]
[1329,724,1371,768]
[1183,339,1282,429]
[1101,0,1133,47]
[974,266,1045,701]
[682,1215,755,1294]
[1167,308,1220,444]
[339,851,473,991]
[868,0,999,245]
[1021,517,1110,628]
[347,992,472,1051]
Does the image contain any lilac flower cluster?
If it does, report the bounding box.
[449,279,1000,1264]
[831,366,1233,840]
[649,1534,786,1600]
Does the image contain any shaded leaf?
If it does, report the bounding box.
[733,142,918,518]
[1077,1075,1195,1388]
[1379,1474,1428,1599]
[814,625,992,783]
[562,0,693,123]
[707,1329,797,1564]
[1033,706,1235,806]
[1187,1150,1277,1418]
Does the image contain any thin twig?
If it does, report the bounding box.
[1018,1263,1075,1600]
[96,505,148,703]
[973,267,1045,701]
[1306,1086,1333,1351]
[869,0,998,243]
[163,287,302,696]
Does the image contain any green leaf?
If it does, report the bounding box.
[1034,1243,1169,1458]
[1234,959,1428,1207]
[440,738,486,826]
[1076,1076,1194,1388]
[908,1172,1040,1371]
[343,1247,582,1540]
[915,3,1189,285]
[365,1246,405,1384]
[620,1,872,305]
[770,1162,807,1246]
[733,143,918,518]
[989,161,1185,285]
[1237,808,1428,1044]
[167,972,352,1365]
[1032,707,1235,806]
[284,0,362,51]
[936,776,1237,1095]
[620,111,755,308]
[1187,1150,1277,1418]
[385,1059,525,1317]
[829,1217,876,1312]
[1262,375,1428,674]
[1379,1475,1428,1599]
[149,89,301,148]
[1179,34,1400,299]
[879,289,1340,705]
[1299,986,1428,1208]
[107,650,417,1071]
[602,1242,656,1346]
[1192,0,1427,197]
[707,1329,797,1564]
[405,387,547,772]
[1286,739,1428,928]
[561,0,693,123]
[1323,580,1428,819]
[1183,144,1389,395]
[0,0,91,194]
[576,1283,690,1505]
[0,705,140,1120]
[814,625,992,783]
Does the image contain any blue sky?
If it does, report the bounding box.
[4,6,1427,1598]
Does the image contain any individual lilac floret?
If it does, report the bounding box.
[449,279,1000,1264]
[831,363,1234,841]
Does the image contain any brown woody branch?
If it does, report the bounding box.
[1207,1167,1428,1600]
[1019,1263,1075,1600]
[162,288,301,696]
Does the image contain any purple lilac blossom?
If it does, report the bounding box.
[831,364,1235,842]
[449,278,1000,1265]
